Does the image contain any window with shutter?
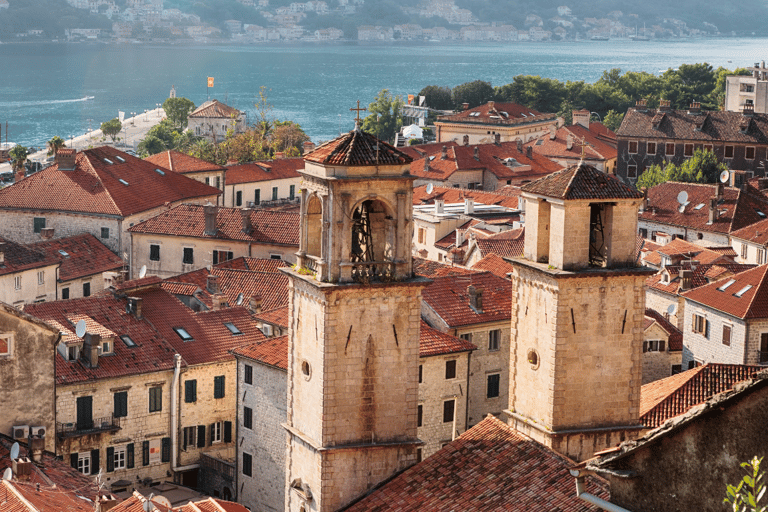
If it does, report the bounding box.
[214,375,225,398]
[244,364,253,385]
[77,396,93,430]
[106,447,114,472]
[224,421,232,443]
[91,449,100,475]
[197,425,206,448]
[127,443,134,469]
[244,407,252,429]
[185,380,197,403]
[161,438,170,462]
[114,391,128,418]
[142,441,149,466]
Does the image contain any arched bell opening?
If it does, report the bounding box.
[306,194,323,259]
[350,198,396,281]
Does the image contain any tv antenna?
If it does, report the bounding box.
[75,319,87,339]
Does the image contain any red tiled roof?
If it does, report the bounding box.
[413,185,520,208]
[640,363,762,428]
[189,99,242,119]
[475,227,525,259]
[128,204,299,246]
[527,122,617,162]
[0,237,60,277]
[472,253,516,278]
[215,256,289,272]
[643,238,734,268]
[682,264,768,319]
[522,163,643,200]
[399,141,458,160]
[646,263,755,296]
[412,257,476,278]
[644,308,683,351]
[436,101,555,125]
[618,107,768,143]
[419,320,476,357]
[435,220,476,250]
[232,335,288,370]
[304,126,412,166]
[225,158,303,184]
[343,415,608,512]
[144,150,226,174]
[731,217,768,245]
[110,491,250,512]
[1,480,95,512]
[253,306,289,329]
[30,233,123,282]
[640,182,768,235]
[0,147,221,217]
[422,272,512,327]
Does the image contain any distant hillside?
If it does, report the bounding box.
[0,0,111,40]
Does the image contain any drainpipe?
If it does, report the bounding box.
[570,469,633,512]
[171,353,182,474]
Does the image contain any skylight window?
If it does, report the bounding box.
[528,112,535,117]
[120,335,136,347]
[236,293,244,306]
[115,156,126,163]
[694,203,705,210]
[224,322,242,335]
[58,249,69,257]
[119,179,129,186]
[734,285,753,297]
[154,168,165,176]
[758,210,766,218]
[104,158,114,165]
[173,327,193,341]
[520,113,527,117]
[717,279,736,291]
[469,112,480,117]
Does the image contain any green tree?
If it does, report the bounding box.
[270,120,310,156]
[725,457,766,512]
[494,76,565,113]
[637,148,725,188]
[46,136,66,157]
[9,145,30,173]
[145,119,178,149]
[362,89,403,142]
[603,110,625,132]
[137,135,166,157]
[254,85,274,138]
[418,85,453,110]
[452,80,494,109]
[100,118,122,143]
[162,97,196,130]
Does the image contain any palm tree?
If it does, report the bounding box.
[9,145,30,174]
[46,136,66,157]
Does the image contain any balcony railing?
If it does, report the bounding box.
[351,261,396,284]
[200,453,235,481]
[57,416,121,438]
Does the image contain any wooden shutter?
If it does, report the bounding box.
[77,396,93,430]
[70,453,78,470]
[210,423,215,444]
[90,449,100,475]
[659,340,665,352]
[197,425,206,448]
[161,437,170,463]
[106,447,114,472]
[127,443,134,469]
[224,421,232,443]
[142,441,149,466]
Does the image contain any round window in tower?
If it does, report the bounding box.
[527,349,540,370]
[301,360,311,380]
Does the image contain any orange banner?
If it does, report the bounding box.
[207,77,214,88]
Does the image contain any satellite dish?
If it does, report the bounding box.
[720,170,730,184]
[143,495,155,512]
[76,319,87,339]
[153,496,172,508]
[10,442,19,460]
[667,303,677,315]
[139,265,147,279]
[676,191,689,205]
[2,468,12,481]
[426,183,434,194]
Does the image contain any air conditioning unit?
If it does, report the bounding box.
[30,426,46,438]
[12,425,29,440]
[261,324,273,337]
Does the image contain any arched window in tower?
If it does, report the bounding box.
[589,203,608,267]
[306,195,322,259]
[351,199,395,281]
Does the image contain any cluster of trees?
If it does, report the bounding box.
[0,0,111,39]
[636,148,727,188]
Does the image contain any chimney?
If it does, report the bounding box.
[688,101,701,114]
[467,285,483,312]
[302,141,316,155]
[12,457,33,481]
[758,177,768,190]
[455,228,465,246]
[119,269,129,284]
[708,197,717,224]
[435,198,445,214]
[473,146,479,160]
[211,293,227,311]
[494,133,501,145]
[56,148,77,171]
[241,208,252,233]
[249,294,263,315]
[743,103,755,117]
[204,203,218,236]
[526,146,532,159]
[464,197,474,214]
[566,134,573,150]
[15,167,24,184]
[517,139,523,152]
[717,182,724,201]
[487,100,495,110]
[549,125,557,140]
[207,274,220,294]
[127,296,143,319]
[659,99,671,112]
[679,269,693,291]
[441,145,447,159]
[99,495,120,512]
[40,227,54,240]
[636,98,648,112]
[463,135,470,146]
[27,435,44,463]
[423,157,429,173]
[462,102,469,111]
[83,332,101,369]
[274,151,285,159]
[572,110,590,129]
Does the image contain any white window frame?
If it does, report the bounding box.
[692,313,706,334]
[211,421,222,444]
[67,344,80,361]
[113,446,126,470]
[101,340,112,355]
[14,276,21,290]
[37,271,44,285]
[0,333,12,357]
[77,452,91,475]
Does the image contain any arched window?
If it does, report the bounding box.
[351,199,395,267]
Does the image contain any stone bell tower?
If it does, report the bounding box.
[283,119,428,512]
[507,164,653,462]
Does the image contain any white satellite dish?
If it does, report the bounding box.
[720,170,730,184]
[2,468,12,481]
[426,183,434,194]
[10,442,19,460]
[76,319,87,338]
[676,190,689,205]
[143,495,155,512]
[666,303,677,316]
[139,265,147,279]
[153,496,172,508]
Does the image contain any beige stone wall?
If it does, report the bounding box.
[0,210,122,253]
[745,318,768,365]
[224,177,301,208]
[59,273,109,302]
[523,196,550,263]
[0,263,59,307]
[436,119,553,146]
[645,288,683,331]
[642,323,682,384]
[412,214,463,262]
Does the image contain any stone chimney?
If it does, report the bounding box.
[549,125,557,140]
[302,141,316,155]
[82,332,100,369]
[462,102,469,111]
[487,100,495,110]
[274,151,285,159]
[12,457,33,481]
[526,146,532,159]
[204,203,218,236]
[14,167,25,183]
[658,99,671,112]
[27,435,45,463]
[467,285,483,312]
[455,228,465,247]
[435,198,445,214]
[473,146,479,160]
[241,208,252,234]
[56,148,77,171]
[743,103,755,117]
[441,145,448,159]
[679,269,693,291]
[211,293,227,311]
[517,139,523,152]
[636,98,648,112]
[463,135,470,146]
[249,294,263,315]
[40,227,54,240]
[688,101,701,114]
[423,157,429,173]
[464,197,474,214]
[99,495,119,512]
[708,197,718,224]
[127,297,143,319]
[573,110,590,129]
[207,274,220,294]
[717,182,724,201]
[566,134,573,150]
[495,133,501,145]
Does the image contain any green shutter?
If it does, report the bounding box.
[197,425,206,448]
[142,441,149,466]
[161,437,170,463]
[70,453,78,470]
[126,443,134,469]
[90,449,100,475]
[106,447,114,472]
[224,421,232,443]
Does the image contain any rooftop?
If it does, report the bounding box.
[188,99,243,119]
[225,158,303,184]
[304,125,412,166]
[144,150,226,174]
[0,236,60,277]
[30,233,123,282]
[644,308,683,351]
[471,253,516,278]
[436,101,556,126]
[526,122,617,162]
[522,163,643,201]
[682,264,768,319]
[422,271,512,328]
[419,320,476,357]
[413,184,520,209]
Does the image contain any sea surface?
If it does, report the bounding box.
[1,38,768,147]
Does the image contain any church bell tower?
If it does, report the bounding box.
[507,164,652,462]
[284,117,427,512]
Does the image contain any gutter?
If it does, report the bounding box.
[170,353,182,474]
[569,469,633,512]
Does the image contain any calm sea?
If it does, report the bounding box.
[1,38,767,147]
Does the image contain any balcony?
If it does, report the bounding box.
[56,416,121,438]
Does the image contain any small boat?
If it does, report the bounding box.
[591,35,609,41]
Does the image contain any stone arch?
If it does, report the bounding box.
[306,193,323,258]
[350,197,396,263]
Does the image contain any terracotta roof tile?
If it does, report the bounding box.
[253,306,289,329]
[646,262,755,296]
[527,122,617,162]
[475,227,525,259]
[144,150,226,174]
[522,163,643,200]
[412,258,476,278]
[422,272,512,327]
[419,320,476,357]
[30,233,123,282]
[682,264,768,319]
[343,415,608,512]
[111,492,250,512]
[225,158,303,184]
[640,363,762,428]
[0,147,221,217]
[644,308,683,350]
[472,253,516,278]
[436,101,555,125]
[232,335,288,370]
[413,185,520,208]
[0,237,60,277]
[304,126,412,166]
[188,99,242,119]
[618,107,768,143]
[731,217,768,245]
[128,204,299,246]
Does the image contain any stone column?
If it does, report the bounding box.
[340,193,352,282]
[319,194,330,281]
[297,188,308,268]
[395,191,408,277]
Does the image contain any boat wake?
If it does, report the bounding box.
[0,96,94,108]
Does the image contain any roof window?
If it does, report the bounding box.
[115,156,126,163]
[120,334,137,347]
[236,293,244,306]
[104,158,114,165]
[694,203,705,210]
[734,285,753,297]
[469,112,480,117]
[119,179,129,186]
[224,322,242,335]
[520,113,527,118]
[173,327,194,341]
[58,249,69,257]
[717,279,736,291]
[154,168,165,176]
[757,210,766,218]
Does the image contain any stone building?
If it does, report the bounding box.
[508,164,652,462]
[144,150,227,200]
[223,158,303,208]
[0,237,60,307]
[730,216,768,265]
[724,62,768,113]
[187,100,247,143]
[642,308,683,384]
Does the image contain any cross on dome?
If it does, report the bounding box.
[350,100,367,123]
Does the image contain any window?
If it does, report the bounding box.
[205,177,210,185]
[215,177,221,189]
[183,426,197,450]
[418,227,425,244]
[735,285,753,297]
[67,345,79,361]
[746,146,756,159]
[182,247,194,264]
[242,452,252,477]
[211,422,222,443]
[14,276,21,290]
[149,244,160,261]
[77,452,91,475]
[418,364,422,384]
[704,144,713,153]
[417,405,423,427]
[76,396,93,430]
[627,165,637,178]
[33,217,45,233]
[289,185,295,199]
[236,190,243,207]
[665,143,675,156]
[214,375,225,398]
[149,386,162,413]
[761,333,768,363]
[672,364,682,375]
[628,141,638,154]
[723,325,732,346]
[445,360,456,379]
[174,327,193,341]
[37,271,44,285]
[272,187,278,201]
[647,142,657,154]
[725,145,734,158]
[83,282,90,297]
[113,446,126,470]
[459,333,472,342]
[270,254,281,260]
[213,251,233,264]
[643,340,665,352]
[0,334,11,357]
[443,399,455,423]
[742,243,749,259]
[244,364,253,385]
[224,322,242,335]
[254,189,260,205]
[488,330,500,351]
[101,340,112,355]
[62,287,70,300]
[244,407,253,429]
[760,249,766,264]
[684,144,694,157]
[101,227,110,239]
[718,279,736,291]
[487,373,500,398]
[114,391,128,418]
[692,313,707,335]
[185,379,197,403]
[121,335,136,348]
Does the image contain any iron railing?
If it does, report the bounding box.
[57,416,121,438]
[351,261,396,284]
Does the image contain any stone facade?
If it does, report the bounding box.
[645,288,683,330]
[0,263,59,307]
[642,322,682,384]
[638,218,730,247]
[0,304,59,453]
[224,177,301,208]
